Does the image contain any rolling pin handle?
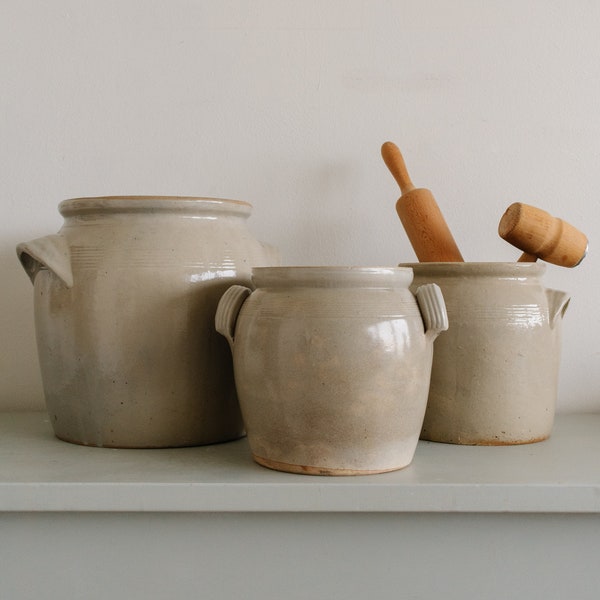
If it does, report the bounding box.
[381,141,415,194]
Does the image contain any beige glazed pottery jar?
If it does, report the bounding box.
[17,196,278,448]
[215,266,448,475]
[401,262,570,445]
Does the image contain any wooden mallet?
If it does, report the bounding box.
[498,202,588,267]
[381,141,464,262]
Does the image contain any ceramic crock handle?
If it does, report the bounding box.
[546,288,571,328]
[16,234,73,288]
[415,283,449,339]
[215,285,252,350]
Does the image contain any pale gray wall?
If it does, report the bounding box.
[2,1,599,411]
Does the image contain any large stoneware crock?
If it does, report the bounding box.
[17,196,278,448]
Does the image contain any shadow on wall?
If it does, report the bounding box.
[280,159,378,266]
[0,235,45,410]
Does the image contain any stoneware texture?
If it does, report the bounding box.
[215,266,448,475]
[400,262,570,445]
[17,196,278,448]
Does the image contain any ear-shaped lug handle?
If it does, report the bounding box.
[215,285,252,350]
[415,283,449,339]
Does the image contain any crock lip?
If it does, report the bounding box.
[58,196,252,217]
[398,261,546,276]
[251,266,414,288]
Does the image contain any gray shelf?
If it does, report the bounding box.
[1,411,599,513]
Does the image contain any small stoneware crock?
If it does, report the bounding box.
[215,266,448,475]
[401,262,570,445]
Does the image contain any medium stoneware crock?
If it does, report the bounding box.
[401,262,570,445]
[215,266,448,475]
[17,196,278,448]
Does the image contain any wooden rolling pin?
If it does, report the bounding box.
[381,142,464,262]
[498,202,588,267]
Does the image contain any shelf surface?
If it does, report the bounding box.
[1,411,599,513]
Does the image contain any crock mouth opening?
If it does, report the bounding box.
[251,266,415,288]
[398,261,546,277]
[59,196,252,217]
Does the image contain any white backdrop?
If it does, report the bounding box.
[1,1,598,412]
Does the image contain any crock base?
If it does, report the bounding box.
[252,454,410,476]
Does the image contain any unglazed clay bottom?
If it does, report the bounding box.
[253,454,411,476]
[216,266,448,475]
